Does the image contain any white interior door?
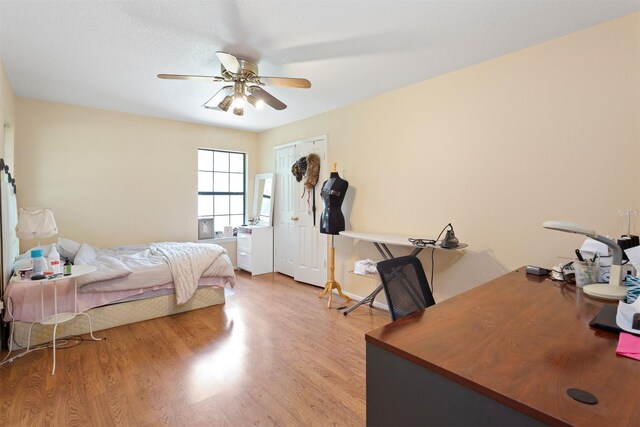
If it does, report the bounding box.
[274,145,295,276]
[273,137,327,287]
[293,138,327,287]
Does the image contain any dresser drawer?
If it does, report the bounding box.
[237,233,252,252]
[237,251,252,271]
[235,225,273,275]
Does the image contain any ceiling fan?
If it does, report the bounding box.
[158,51,311,116]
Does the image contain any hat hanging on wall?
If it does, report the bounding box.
[290,153,321,226]
[291,156,307,182]
[304,154,320,191]
[303,153,321,225]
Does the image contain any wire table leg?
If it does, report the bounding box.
[77,313,102,341]
[51,322,58,375]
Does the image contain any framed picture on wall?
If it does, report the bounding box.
[198,218,214,240]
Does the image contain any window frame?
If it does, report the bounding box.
[197,148,246,234]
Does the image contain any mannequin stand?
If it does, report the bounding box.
[318,235,351,308]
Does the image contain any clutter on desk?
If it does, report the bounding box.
[551,262,575,283]
[589,304,622,333]
[618,208,639,262]
[579,239,614,283]
[625,276,640,304]
[579,239,610,258]
[616,278,640,335]
[354,259,377,275]
[574,258,600,288]
[542,220,636,301]
[525,265,550,276]
[624,245,640,272]
[616,332,640,361]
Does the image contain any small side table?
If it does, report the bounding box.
[11,264,101,375]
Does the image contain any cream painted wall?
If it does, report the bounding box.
[258,13,640,302]
[15,99,258,257]
[1,61,16,170]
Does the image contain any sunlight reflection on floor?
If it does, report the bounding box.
[188,307,247,403]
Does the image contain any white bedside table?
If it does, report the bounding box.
[11,264,101,375]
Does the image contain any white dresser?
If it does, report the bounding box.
[236,225,273,275]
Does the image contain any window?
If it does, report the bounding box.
[198,149,246,238]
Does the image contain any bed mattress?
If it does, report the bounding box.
[9,286,226,348]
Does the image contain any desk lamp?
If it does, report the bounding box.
[543,220,626,300]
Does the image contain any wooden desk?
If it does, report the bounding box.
[365,268,640,426]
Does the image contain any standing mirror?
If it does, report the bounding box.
[252,173,274,226]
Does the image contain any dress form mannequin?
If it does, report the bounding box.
[318,164,351,307]
[320,172,348,234]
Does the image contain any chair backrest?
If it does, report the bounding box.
[376,255,435,321]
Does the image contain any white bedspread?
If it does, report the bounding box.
[150,242,229,304]
[74,242,235,299]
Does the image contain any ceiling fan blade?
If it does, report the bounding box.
[202,85,233,109]
[249,86,287,110]
[216,51,242,74]
[157,74,224,82]
[257,76,311,89]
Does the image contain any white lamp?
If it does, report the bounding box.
[543,220,626,300]
[16,208,58,248]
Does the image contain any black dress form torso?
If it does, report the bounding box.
[320,172,349,235]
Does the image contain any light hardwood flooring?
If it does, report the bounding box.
[0,271,390,426]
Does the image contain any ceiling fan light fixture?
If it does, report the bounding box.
[231,81,247,109]
[160,52,307,115]
[218,95,233,112]
[232,94,245,109]
[247,94,264,110]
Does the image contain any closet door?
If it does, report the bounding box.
[274,145,296,276]
[292,138,327,287]
[273,137,327,287]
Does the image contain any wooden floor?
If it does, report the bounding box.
[0,271,390,426]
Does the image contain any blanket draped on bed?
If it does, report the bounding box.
[150,242,227,304]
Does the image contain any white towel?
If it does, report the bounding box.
[354,259,377,275]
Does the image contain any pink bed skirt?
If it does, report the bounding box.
[3,276,227,323]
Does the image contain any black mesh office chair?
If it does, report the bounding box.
[376,255,436,321]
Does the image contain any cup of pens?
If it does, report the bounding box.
[574,258,600,287]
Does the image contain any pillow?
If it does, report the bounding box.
[15,244,55,260]
[13,257,32,272]
[74,243,97,265]
[57,238,81,262]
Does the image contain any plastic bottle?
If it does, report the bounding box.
[63,257,72,276]
[48,246,61,275]
[31,249,47,277]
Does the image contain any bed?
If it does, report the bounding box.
[0,162,235,348]
[4,240,236,348]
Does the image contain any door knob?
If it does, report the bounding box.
[291,216,299,221]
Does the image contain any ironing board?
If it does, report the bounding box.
[339,231,466,316]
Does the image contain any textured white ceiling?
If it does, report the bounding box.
[1,1,638,132]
